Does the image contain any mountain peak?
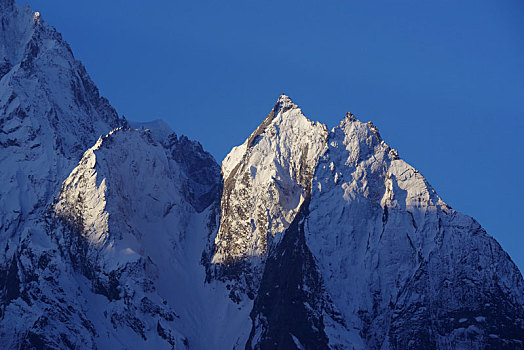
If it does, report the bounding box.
[212,95,329,288]
[274,93,297,113]
[344,111,356,121]
[277,93,294,104]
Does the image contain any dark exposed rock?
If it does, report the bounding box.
[246,199,330,350]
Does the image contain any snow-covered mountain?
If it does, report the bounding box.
[241,110,524,349]
[0,0,522,348]
[211,95,329,299]
[50,126,250,349]
[0,0,121,244]
[0,1,124,346]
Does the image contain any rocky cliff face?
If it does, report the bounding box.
[0,1,522,349]
[211,95,328,298]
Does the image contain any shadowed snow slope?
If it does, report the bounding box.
[0,1,124,347]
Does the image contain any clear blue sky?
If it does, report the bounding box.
[20,0,524,271]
